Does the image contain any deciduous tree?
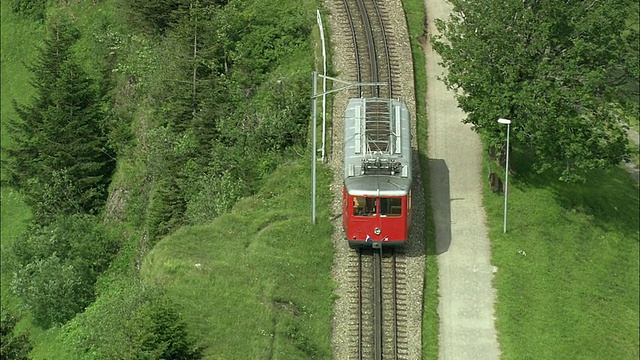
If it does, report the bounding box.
[432,0,638,181]
[11,214,119,328]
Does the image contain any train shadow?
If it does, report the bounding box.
[427,158,452,255]
[399,150,427,259]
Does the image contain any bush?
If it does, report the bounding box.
[12,254,86,328]
[10,215,119,328]
[25,169,83,224]
[0,311,32,360]
[185,170,245,225]
[127,294,203,359]
[9,0,46,21]
[64,281,202,359]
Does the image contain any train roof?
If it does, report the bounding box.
[343,98,412,195]
[344,175,411,196]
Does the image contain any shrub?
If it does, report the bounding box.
[0,311,32,360]
[64,281,202,359]
[11,215,119,328]
[12,254,86,328]
[9,0,46,21]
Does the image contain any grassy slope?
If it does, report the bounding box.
[0,0,39,311]
[141,159,335,359]
[487,161,639,359]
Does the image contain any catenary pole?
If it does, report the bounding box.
[312,71,318,224]
[317,10,327,163]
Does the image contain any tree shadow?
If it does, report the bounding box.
[508,147,639,240]
[501,146,550,188]
[551,168,639,240]
[405,150,429,259]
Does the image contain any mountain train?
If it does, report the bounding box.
[342,98,412,248]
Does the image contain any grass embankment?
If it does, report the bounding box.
[3,1,337,359]
[487,157,639,358]
[25,157,336,359]
[0,0,39,311]
[401,0,440,359]
[142,159,335,359]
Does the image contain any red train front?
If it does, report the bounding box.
[342,98,412,248]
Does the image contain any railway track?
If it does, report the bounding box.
[349,248,409,359]
[329,0,414,358]
[334,0,403,99]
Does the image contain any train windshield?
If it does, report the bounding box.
[380,197,402,216]
[352,197,402,217]
[353,197,376,216]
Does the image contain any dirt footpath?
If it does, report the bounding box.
[423,1,502,359]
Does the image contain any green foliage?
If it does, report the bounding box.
[127,294,203,359]
[24,169,83,221]
[184,170,245,225]
[252,73,312,152]
[5,0,321,355]
[144,126,195,239]
[136,0,315,238]
[64,280,202,360]
[11,215,119,328]
[148,177,187,241]
[0,311,32,360]
[9,0,46,21]
[12,254,86,328]
[125,0,191,35]
[433,0,638,181]
[3,17,116,219]
[93,26,158,93]
[229,1,311,82]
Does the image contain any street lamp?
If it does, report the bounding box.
[497,118,511,233]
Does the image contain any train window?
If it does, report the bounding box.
[380,197,402,217]
[353,197,376,216]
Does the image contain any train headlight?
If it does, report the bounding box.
[374,227,381,235]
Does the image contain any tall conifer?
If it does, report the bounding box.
[4,18,115,219]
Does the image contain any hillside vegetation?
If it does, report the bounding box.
[2,0,335,358]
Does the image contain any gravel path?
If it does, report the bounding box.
[423,1,502,359]
[324,0,425,358]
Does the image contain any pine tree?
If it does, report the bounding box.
[4,20,79,187]
[157,0,223,148]
[4,19,115,219]
[127,0,192,35]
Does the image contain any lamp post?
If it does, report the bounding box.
[498,118,511,233]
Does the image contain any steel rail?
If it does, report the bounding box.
[371,0,393,98]
[373,247,383,360]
